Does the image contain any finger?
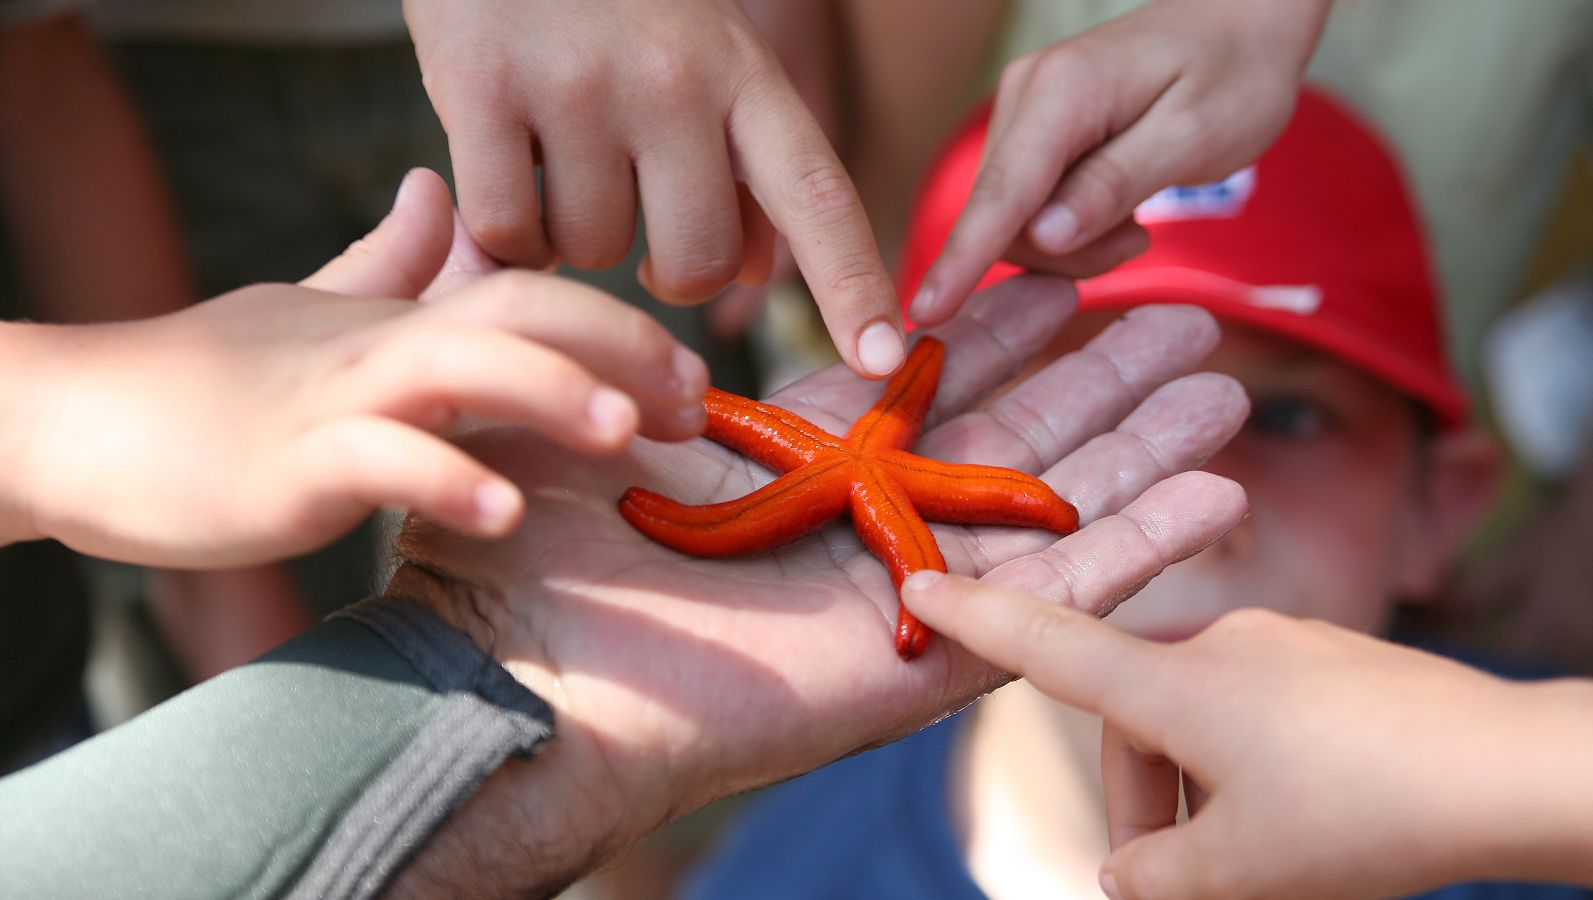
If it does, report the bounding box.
[540,136,637,269]
[449,117,554,268]
[772,275,1079,434]
[900,570,1156,716]
[980,471,1248,620]
[1102,722,1181,851]
[983,53,1040,151]
[730,76,903,378]
[1025,85,1274,259]
[421,210,505,301]
[418,272,708,440]
[919,304,1221,472]
[283,415,524,541]
[1002,218,1151,279]
[707,219,784,339]
[348,324,648,454]
[634,121,743,304]
[736,184,778,287]
[1047,372,1249,524]
[912,56,1161,325]
[302,168,454,298]
[1102,819,1229,900]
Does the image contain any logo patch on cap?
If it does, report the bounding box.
[1136,167,1256,224]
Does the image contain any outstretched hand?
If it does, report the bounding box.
[0,170,708,567]
[387,278,1251,893]
[910,0,1332,325]
[904,578,1593,899]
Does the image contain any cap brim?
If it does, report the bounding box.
[1078,266,1469,428]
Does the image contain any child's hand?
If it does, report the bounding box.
[0,170,709,568]
[903,576,1593,898]
[909,0,1332,325]
[402,0,907,378]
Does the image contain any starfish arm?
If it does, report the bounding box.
[881,451,1080,535]
[848,337,945,453]
[618,457,853,557]
[849,465,946,660]
[704,388,840,472]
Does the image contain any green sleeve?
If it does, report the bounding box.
[0,596,551,899]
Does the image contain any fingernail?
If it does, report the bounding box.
[1100,872,1122,900]
[902,570,944,593]
[474,480,521,532]
[588,388,637,442]
[672,345,709,403]
[1031,203,1079,252]
[908,285,937,322]
[857,320,906,377]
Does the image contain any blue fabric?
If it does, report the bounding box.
[685,714,982,900]
[688,703,1593,900]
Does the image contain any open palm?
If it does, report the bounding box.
[390,276,1249,851]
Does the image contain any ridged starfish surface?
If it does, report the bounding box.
[619,336,1078,659]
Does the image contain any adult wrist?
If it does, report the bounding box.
[383,561,650,895]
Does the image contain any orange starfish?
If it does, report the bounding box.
[619,337,1078,659]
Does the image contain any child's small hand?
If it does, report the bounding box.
[0,170,709,568]
[909,0,1332,325]
[403,0,906,379]
[903,576,1593,898]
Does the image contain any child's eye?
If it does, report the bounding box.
[1246,396,1330,438]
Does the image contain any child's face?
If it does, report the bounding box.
[1082,320,1497,641]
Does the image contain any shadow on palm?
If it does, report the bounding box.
[393,276,1249,807]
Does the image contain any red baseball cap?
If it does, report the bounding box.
[899,86,1468,427]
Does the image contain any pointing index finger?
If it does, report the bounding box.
[729,76,904,379]
[901,571,1156,716]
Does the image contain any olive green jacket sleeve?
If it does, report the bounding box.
[0,596,552,899]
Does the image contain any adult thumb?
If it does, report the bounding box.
[301,168,455,298]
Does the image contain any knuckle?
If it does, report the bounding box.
[719,24,782,97]
[966,162,1013,211]
[537,56,613,114]
[633,43,699,100]
[650,250,741,303]
[996,53,1038,95]
[551,222,632,270]
[811,252,886,306]
[429,59,516,124]
[1069,152,1136,217]
[780,153,861,226]
[469,212,550,267]
[1032,44,1096,92]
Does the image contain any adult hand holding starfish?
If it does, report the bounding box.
[385,276,1251,896]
